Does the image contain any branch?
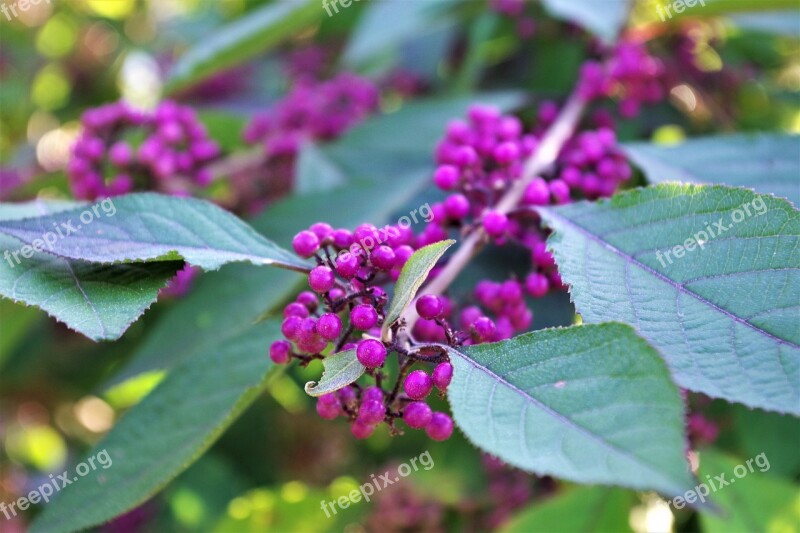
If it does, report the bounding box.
[401,89,587,331]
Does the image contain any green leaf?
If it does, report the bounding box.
[540,0,629,43]
[304,349,365,396]
[623,134,800,206]
[448,323,696,497]
[538,184,800,414]
[342,0,454,70]
[501,486,636,533]
[382,239,454,339]
[0,200,182,341]
[732,405,800,478]
[30,321,277,533]
[164,0,322,94]
[107,176,430,387]
[0,193,308,271]
[697,450,799,532]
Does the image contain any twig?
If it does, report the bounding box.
[401,89,587,332]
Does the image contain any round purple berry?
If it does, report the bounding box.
[444,194,470,220]
[362,386,384,403]
[284,302,309,318]
[426,412,454,441]
[432,362,453,390]
[292,230,320,258]
[493,141,519,164]
[434,164,460,190]
[403,401,433,429]
[351,420,375,439]
[357,400,385,425]
[309,222,334,241]
[269,340,291,364]
[522,177,551,205]
[473,317,496,342]
[335,252,360,279]
[404,370,433,400]
[356,339,387,368]
[416,294,443,320]
[499,280,523,302]
[308,266,335,293]
[482,210,509,238]
[316,313,343,341]
[296,291,319,311]
[316,394,340,420]
[525,272,550,297]
[351,304,378,330]
[281,316,302,340]
[370,245,396,270]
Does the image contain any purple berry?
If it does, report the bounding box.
[358,400,385,425]
[308,266,335,293]
[444,194,470,220]
[426,412,454,441]
[482,210,509,238]
[269,340,291,364]
[316,394,341,420]
[434,165,460,190]
[499,280,523,302]
[293,231,320,258]
[351,420,375,439]
[432,362,453,390]
[370,245,396,270]
[493,141,519,164]
[525,272,550,297]
[310,222,333,241]
[403,401,433,429]
[296,291,318,311]
[351,304,378,330]
[416,294,443,320]
[404,370,433,400]
[356,339,387,368]
[473,317,496,342]
[334,252,360,279]
[316,313,343,341]
[281,316,302,340]
[362,386,384,403]
[284,302,310,318]
[522,177,550,205]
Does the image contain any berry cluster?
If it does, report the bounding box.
[417,103,630,342]
[237,72,379,212]
[270,222,457,441]
[270,100,635,441]
[579,40,666,118]
[68,101,220,200]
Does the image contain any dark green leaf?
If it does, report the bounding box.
[31,321,277,533]
[623,134,800,206]
[449,323,696,497]
[539,184,800,414]
[0,200,182,341]
[0,193,308,271]
[165,0,322,94]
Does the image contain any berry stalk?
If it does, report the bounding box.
[401,89,587,332]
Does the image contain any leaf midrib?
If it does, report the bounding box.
[450,345,686,493]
